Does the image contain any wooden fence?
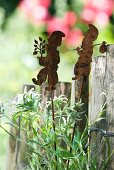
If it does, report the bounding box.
[6,45,114,170]
[89,45,114,169]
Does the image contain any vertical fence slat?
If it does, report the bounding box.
[71,73,89,132]
[40,82,71,108]
[89,45,114,169]
[6,84,35,170]
[6,82,71,170]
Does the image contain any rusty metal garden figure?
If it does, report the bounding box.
[32,25,108,169]
[68,24,108,168]
[32,31,65,90]
[32,30,65,170]
[73,24,99,81]
[73,24,108,82]
[4,24,111,170]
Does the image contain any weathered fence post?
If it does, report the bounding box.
[40,81,71,107]
[6,82,71,170]
[6,84,35,170]
[89,45,114,169]
[71,68,89,132]
[18,84,35,169]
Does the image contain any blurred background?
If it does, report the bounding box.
[0,0,114,169]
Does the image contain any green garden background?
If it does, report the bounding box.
[0,0,114,169]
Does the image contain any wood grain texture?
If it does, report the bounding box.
[40,81,71,108]
[6,84,35,170]
[89,45,114,169]
[71,66,89,132]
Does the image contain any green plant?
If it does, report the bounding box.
[1,24,113,170]
[11,89,88,170]
[1,89,113,170]
[0,101,5,122]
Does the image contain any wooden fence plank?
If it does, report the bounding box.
[6,84,35,170]
[6,82,71,170]
[40,81,71,108]
[89,45,114,169]
[71,69,89,132]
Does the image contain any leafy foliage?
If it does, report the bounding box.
[33,38,46,56]
[0,101,5,115]
[0,89,113,169]
[2,90,108,169]
[11,90,88,169]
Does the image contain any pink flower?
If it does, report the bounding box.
[81,7,96,23]
[39,0,51,8]
[47,16,83,47]
[32,5,48,21]
[90,0,114,16]
[47,17,69,34]
[95,12,109,26]
[81,0,113,25]
[65,29,83,47]
[84,0,114,16]
[64,11,77,27]
[18,0,49,25]
[18,0,33,16]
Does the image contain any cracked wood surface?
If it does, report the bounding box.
[89,45,114,169]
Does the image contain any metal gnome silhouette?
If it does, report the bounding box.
[73,24,99,81]
[32,31,65,90]
[32,31,65,169]
[73,24,108,81]
[67,25,108,166]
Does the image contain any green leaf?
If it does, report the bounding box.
[42,49,45,54]
[34,44,37,47]
[57,149,73,159]
[34,39,38,44]
[39,37,42,41]
[33,51,38,55]
[42,44,45,49]
[32,127,37,136]
[43,40,46,44]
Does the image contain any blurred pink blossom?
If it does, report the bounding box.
[39,0,51,8]
[64,11,77,27]
[19,0,49,25]
[47,17,69,34]
[18,0,114,47]
[81,7,96,23]
[19,0,33,16]
[95,12,109,26]
[47,16,82,47]
[65,29,83,47]
[81,0,114,25]
[83,0,114,16]
[32,5,48,21]
[90,0,114,16]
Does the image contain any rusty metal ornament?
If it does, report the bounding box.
[32,31,65,90]
[99,41,108,53]
[73,24,99,80]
